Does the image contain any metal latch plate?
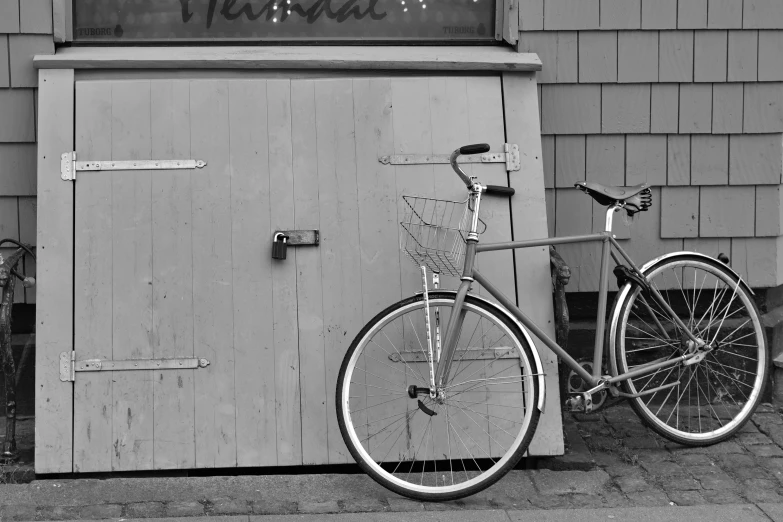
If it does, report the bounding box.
[379,143,520,172]
[60,352,210,382]
[274,230,319,246]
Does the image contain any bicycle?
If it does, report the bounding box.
[336,143,769,501]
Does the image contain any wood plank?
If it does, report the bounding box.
[0,89,35,142]
[729,134,783,185]
[554,135,586,188]
[651,84,679,134]
[0,0,19,33]
[544,0,599,29]
[578,31,618,83]
[8,35,53,87]
[290,79,327,466]
[679,84,713,133]
[315,79,362,464]
[678,0,709,28]
[72,80,113,473]
[694,30,728,82]
[712,83,743,134]
[756,186,781,237]
[586,135,624,186]
[519,0,544,30]
[601,84,651,134]
[744,83,783,133]
[759,31,783,81]
[660,187,699,238]
[230,80,276,467]
[34,46,543,71]
[52,0,72,42]
[709,0,743,28]
[18,196,35,303]
[700,186,755,236]
[20,0,52,33]
[110,80,154,471]
[667,135,691,185]
[744,0,783,29]
[149,80,195,470]
[728,30,758,81]
[517,32,558,84]
[659,30,694,83]
[600,0,640,28]
[190,80,237,468]
[541,85,601,134]
[542,135,555,188]
[626,135,667,186]
[642,0,677,28]
[502,72,563,456]
[617,31,658,83]
[691,135,729,185]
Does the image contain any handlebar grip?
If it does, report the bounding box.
[459,143,491,155]
[485,185,516,197]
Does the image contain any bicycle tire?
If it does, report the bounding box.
[336,292,541,501]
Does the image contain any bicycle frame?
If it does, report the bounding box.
[434,191,702,392]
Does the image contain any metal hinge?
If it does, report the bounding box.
[60,152,207,181]
[379,144,520,172]
[59,351,210,382]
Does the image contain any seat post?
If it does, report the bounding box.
[605,204,621,233]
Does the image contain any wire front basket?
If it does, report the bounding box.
[400,195,486,277]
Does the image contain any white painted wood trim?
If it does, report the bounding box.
[34,46,542,71]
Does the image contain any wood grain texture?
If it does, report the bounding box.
[651,84,679,134]
[542,135,555,188]
[72,80,113,473]
[34,46,543,71]
[642,0,677,28]
[8,35,53,87]
[679,84,713,133]
[708,0,743,28]
[554,135,586,187]
[679,0,709,28]
[0,89,35,142]
[712,83,743,134]
[601,84,651,134]
[759,31,783,81]
[744,0,783,29]
[691,135,729,185]
[578,31,617,83]
[660,187,700,238]
[518,31,576,83]
[541,85,601,134]
[0,0,19,33]
[150,80,195,470]
[544,0,599,29]
[503,72,563,456]
[728,30,759,81]
[700,186,755,236]
[20,0,52,33]
[0,144,36,195]
[756,186,781,237]
[659,30,695,83]
[744,83,783,133]
[601,0,640,28]
[626,135,667,186]
[694,30,728,82]
[729,134,783,184]
[731,238,779,287]
[586,135,624,186]
[667,135,691,185]
[617,31,658,83]
[519,0,544,30]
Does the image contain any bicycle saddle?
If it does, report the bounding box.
[574,181,652,214]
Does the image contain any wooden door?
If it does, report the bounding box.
[72,75,517,472]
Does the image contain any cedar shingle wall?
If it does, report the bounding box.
[0,0,53,304]
[523,0,783,289]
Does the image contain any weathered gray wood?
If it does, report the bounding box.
[679,84,713,133]
[519,0,544,30]
[700,186,755,236]
[759,31,783,81]
[642,0,677,28]
[709,0,743,28]
[0,37,8,88]
[586,135,624,186]
[541,85,601,134]
[544,0,599,29]
[578,31,618,83]
[744,83,783,133]
[684,237,732,258]
[729,134,783,184]
[72,80,113,473]
[691,135,729,185]
[230,80,276,467]
[621,187,683,274]
[651,84,679,134]
[679,0,709,28]
[660,187,699,238]
[667,135,691,185]
[52,0,71,42]
[34,47,543,71]
[150,80,195,470]
[659,30,694,82]
[0,144,36,195]
[744,0,783,29]
[601,0,640,28]
[542,135,555,188]
[503,72,563,456]
[518,32,576,84]
[21,0,53,33]
[546,189,556,237]
[694,30,728,82]
[555,189,596,291]
[0,90,35,142]
[602,84,651,134]
[0,198,18,242]
[731,238,779,288]
[0,0,19,33]
[626,135,667,186]
[756,186,781,237]
[554,135,586,188]
[9,35,54,88]
[618,31,658,83]
[728,30,759,81]
[190,80,237,468]
[712,83,744,134]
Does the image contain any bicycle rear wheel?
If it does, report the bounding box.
[336,292,540,501]
[612,254,769,445]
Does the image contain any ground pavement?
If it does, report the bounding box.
[1,402,783,520]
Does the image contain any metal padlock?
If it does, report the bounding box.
[272,232,289,260]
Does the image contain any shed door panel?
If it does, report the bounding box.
[73,75,515,471]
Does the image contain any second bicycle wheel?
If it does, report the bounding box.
[336,292,541,501]
[612,254,769,446]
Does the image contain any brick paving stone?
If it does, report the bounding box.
[568,493,607,508]
[641,461,687,477]
[676,453,714,466]
[748,444,783,458]
[212,498,250,515]
[739,420,761,433]
[250,500,298,515]
[37,505,81,521]
[386,498,426,512]
[603,464,642,478]
[743,487,783,503]
[298,500,340,514]
[339,498,388,512]
[0,504,37,521]
[698,473,741,491]
[733,465,772,480]
[601,490,630,507]
[125,501,165,518]
[625,437,660,450]
[165,501,205,517]
[667,490,707,506]
[528,495,573,509]
[754,413,783,425]
[738,432,773,445]
[592,452,627,468]
[701,489,746,504]
[743,478,781,491]
[688,465,725,478]
[624,488,671,506]
[615,475,650,493]
[79,504,123,519]
[716,453,756,467]
[424,501,458,511]
[661,476,701,491]
[702,441,744,455]
[530,469,611,495]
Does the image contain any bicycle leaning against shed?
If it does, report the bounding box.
[335,143,770,501]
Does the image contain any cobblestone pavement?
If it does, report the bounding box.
[1,403,782,520]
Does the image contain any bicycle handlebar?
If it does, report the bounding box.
[450,144,516,197]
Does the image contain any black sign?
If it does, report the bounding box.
[73,0,496,41]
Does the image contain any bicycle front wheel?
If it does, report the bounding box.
[336,292,541,501]
[613,254,769,446]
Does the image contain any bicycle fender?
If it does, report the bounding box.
[422,290,547,413]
